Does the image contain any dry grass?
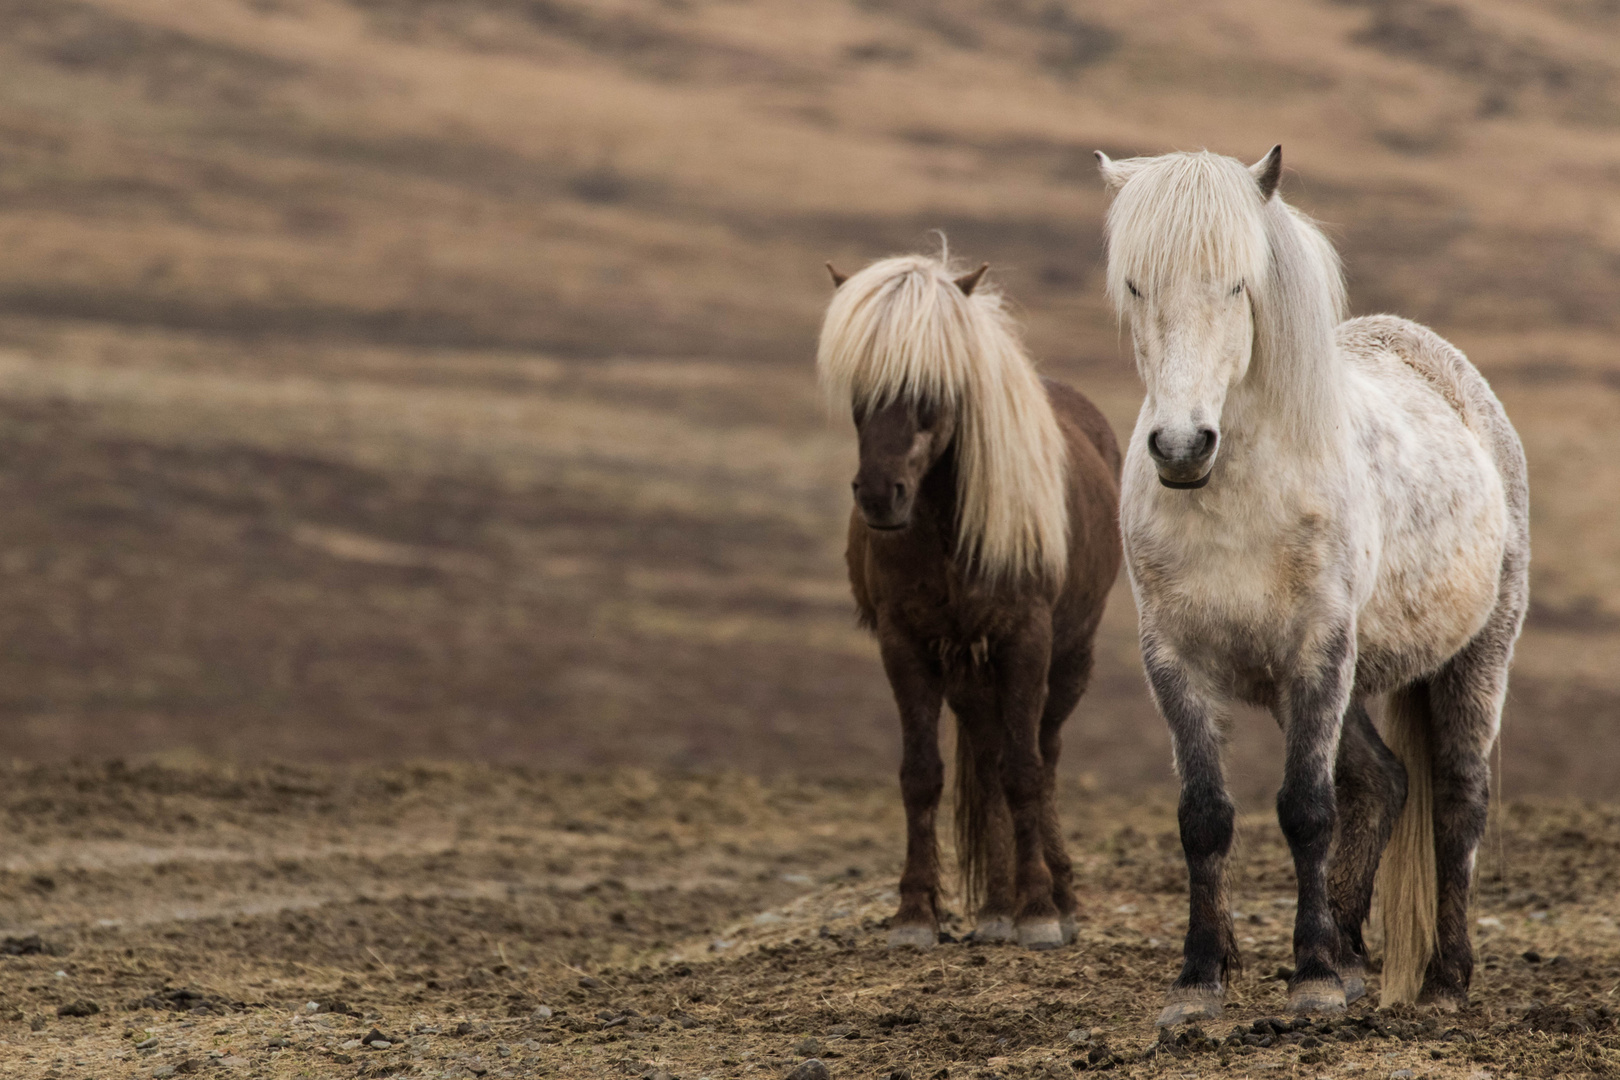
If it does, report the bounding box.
[0,0,1611,796]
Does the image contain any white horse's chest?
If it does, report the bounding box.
[1124,393,1507,695]
[1123,459,1355,670]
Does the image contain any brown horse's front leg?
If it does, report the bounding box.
[878,623,945,950]
[995,612,1061,950]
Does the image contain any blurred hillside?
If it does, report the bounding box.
[0,0,1615,799]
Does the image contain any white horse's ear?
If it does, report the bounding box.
[826,262,849,289]
[1096,151,1150,192]
[954,263,989,296]
[1250,145,1282,200]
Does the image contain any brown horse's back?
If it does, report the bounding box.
[1045,378,1122,481]
[1042,379,1122,642]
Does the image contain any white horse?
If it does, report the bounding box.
[1095,146,1528,1024]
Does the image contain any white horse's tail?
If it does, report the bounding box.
[1377,683,1438,1004]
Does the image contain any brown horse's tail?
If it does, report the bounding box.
[953,717,991,917]
[1377,682,1438,1005]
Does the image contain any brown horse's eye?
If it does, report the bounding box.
[916,398,939,429]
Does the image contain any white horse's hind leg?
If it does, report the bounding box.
[1327,701,1408,1003]
[1420,605,1519,1008]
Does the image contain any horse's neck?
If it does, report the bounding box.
[915,445,960,542]
[1226,326,1350,466]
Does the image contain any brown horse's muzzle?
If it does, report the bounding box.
[852,477,915,531]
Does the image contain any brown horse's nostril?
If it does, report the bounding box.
[893,481,908,501]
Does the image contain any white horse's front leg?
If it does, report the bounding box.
[1277,622,1356,1016]
[1141,631,1238,1027]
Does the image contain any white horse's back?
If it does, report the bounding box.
[1337,315,1526,695]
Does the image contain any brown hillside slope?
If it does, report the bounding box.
[0,0,1614,798]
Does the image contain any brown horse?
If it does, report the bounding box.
[818,253,1122,949]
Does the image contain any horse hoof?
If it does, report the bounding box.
[1017,919,1064,950]
[1416,991,1464,1014]
[1289,979,1347,1016]
[1342,973,1367,1004]
[1156,988,1223,1028]
[1059,916,1078,946]
[886,924,937,950]
[971,917,1016,944]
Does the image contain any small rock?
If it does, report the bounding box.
[787,1060,831,1080]
[1523,950,1543,964]
[368,1039,391,1049]
[578,976,604,989]
[340,1039,362,1050]
[265,1037,289,1049]
[534,1005,553,1020]
[137,1037,160,1050]
[794,1037,823,1057]
[1067,1028,1091,1043]
[496,1043,512,1057]
[364,1027,388,1045]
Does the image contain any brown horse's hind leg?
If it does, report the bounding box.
[1327,699,1407,1003]
[1420,617,1516,1009]
[1039,651,1092,945]
[879,628,946,950]
[952,694,1018,943]
[996,616,1062,950]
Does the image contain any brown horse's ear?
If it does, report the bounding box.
[1250,144,1282,200]
[954,263,989,296]
[826,262,848,288]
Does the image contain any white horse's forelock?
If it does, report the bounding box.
[816,253,1070,585]
[1103,151,1349,446]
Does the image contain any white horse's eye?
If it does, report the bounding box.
[1126,280,1142,298]
[1231,281,1245,296]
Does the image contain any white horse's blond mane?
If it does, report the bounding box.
[816,253,1069,584]
[1102,150,1348,445]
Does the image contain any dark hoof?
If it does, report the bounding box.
[1289,978,1347,1016]
[971,916,1016,944]
[1059,915,1078,946]
[1017,919,1064,950]
[886,924,936,950]
[1417,990,1465,1014]
[1341,969,1367,1004]
[1156,987,1223,1027]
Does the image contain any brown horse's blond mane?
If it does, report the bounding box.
[816,253,1069,584]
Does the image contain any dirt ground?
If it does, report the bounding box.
[2,763,1620,1079]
